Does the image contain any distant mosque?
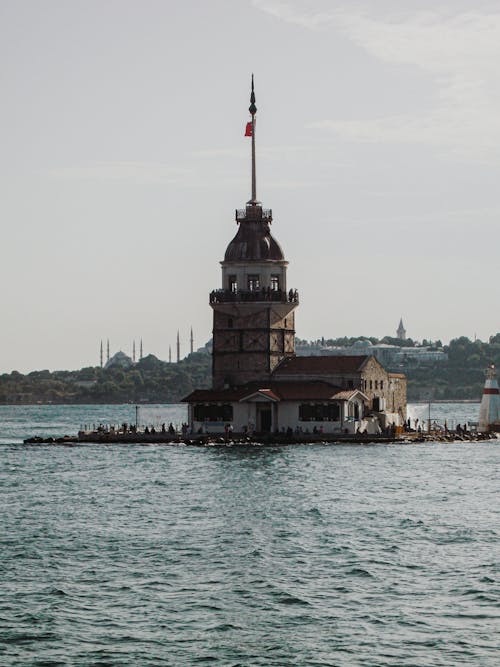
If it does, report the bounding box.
[99,327,195,368]
[183,78,407,434]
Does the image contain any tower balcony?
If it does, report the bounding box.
[235,207,273,223]
[209,288,299,305]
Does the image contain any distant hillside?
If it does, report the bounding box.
[0,353,211,404]
[405,335,500,401]
[1,335,498,404]
[297,334,500,401]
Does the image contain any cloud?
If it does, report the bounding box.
[252,0,339,31]
[191,144,328,159]
[47,161,191,185]
[253,1,500,159]
[191,148,247,159]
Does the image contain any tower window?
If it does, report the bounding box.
[228,318,233,328]
[248,275,260,291]
[229,275,237,293]
[271,275,279,291]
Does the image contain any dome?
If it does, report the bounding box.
[224,220,285,262]
[104,351,133,370]
[353,339,372,348]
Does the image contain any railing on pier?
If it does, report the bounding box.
[209,288,299,304]
[235,207,273,223]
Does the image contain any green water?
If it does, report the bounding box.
[0,404,498,666]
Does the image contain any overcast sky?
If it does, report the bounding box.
[1,0,499,372]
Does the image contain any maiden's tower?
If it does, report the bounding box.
[209,76,298,390]
[184,79,407,434]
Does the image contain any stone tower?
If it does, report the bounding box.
[210,77,299,390]
[397,318,406,341]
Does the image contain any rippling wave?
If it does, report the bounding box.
[0,405,499,665]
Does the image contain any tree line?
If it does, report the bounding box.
[1,335,498,404]
[0,353,211,404]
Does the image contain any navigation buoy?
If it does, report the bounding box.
[478,365,500,432]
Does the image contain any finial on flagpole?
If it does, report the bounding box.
[249,73,256,115]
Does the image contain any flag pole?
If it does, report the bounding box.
[249,74,257,204]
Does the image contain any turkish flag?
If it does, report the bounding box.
[245,121,253,137]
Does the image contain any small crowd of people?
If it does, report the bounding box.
[84,422,190,437]
[208,288,299,303]
[144,422,177,435]
[403,417,422,433]
[403,417,470,434]
[445,421,468,435]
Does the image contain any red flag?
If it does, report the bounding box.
[245,121,253,137]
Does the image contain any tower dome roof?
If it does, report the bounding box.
[224,205,285,262]
[224,219,284,262]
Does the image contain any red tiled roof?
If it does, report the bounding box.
[182,387,251,403]
[273,355,368,375]
[240,388,281,402]
[183,381,367,403]
[270,381,342,400]
[332,389,363,401]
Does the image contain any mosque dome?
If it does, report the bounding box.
[104,351,133,370]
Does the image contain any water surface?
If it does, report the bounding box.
[1,405,498,665]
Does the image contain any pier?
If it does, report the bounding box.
[23,428,498,446]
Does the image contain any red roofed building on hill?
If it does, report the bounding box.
[183,79,407,435]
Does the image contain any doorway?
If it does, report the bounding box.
[258,407,272,433]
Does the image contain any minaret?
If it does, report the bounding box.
[397,318,406,341]
[132,340,136,363]
[479,365,500,431]
[106,339,110,363]
[140,338,143,359]
[190,327,194,355]
[209,76,298,389]
[177,330,180,363]
[169,345,172,363]
[100,340,103,368]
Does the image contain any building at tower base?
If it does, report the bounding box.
[183,79,407,435]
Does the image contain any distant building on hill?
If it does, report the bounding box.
[397,318,406,340]
[297,338,448,369]
[104,351,133,370]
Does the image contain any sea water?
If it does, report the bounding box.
[0,404,499,666]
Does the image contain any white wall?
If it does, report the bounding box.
[221,260,288,292]
[190,401,258,434]
[276,402,345,433]
[190,399,367,434]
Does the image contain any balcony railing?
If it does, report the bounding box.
[209,288,299,304]
[235,207,273,223]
